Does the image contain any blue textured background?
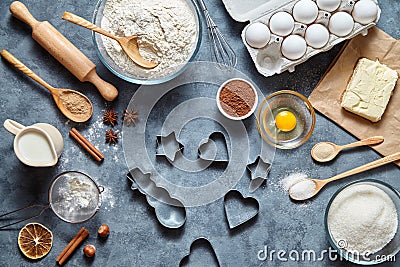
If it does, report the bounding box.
[0,0,399,266]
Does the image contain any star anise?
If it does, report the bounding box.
[103,109,118,126]
[105,128,119,144]
[122,108,139,126]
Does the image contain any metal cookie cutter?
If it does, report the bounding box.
[156,132,183,162]
[127,168,186,229]
[224,190,260,229]
[156,130,229,173]
[179,237,221,267]
[157,129,272,193]
[197,131,229,162]
[246,156,272,193]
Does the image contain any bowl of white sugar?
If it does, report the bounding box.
[325,180,400,265]
[92,0,201,84]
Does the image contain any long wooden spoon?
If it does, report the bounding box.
[311,136,384,162]
[62,12,158,69]
[289,151,400,201]
[1,49,92,122]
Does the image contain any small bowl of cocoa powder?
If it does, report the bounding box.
[216,78,258,120]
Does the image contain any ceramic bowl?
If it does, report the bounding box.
[92,0,202,84]
[325,179,400,265]
[216,78,258,120]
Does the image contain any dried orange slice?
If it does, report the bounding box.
[18,223,53,259]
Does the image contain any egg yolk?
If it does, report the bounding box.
[275,111,297,132]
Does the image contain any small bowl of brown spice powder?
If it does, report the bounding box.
[217,78,258,120]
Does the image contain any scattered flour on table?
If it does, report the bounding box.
[101,0,198,79]
[101,186,116,211]
[86,112,122,161]
[86,114,106,144]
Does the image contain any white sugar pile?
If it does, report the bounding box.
[289,179,316,200]
[280,172,308,191]
[328,184,398,254]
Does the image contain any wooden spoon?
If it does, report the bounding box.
[1,49,92,122]
[62,12,158,69]
[289,151,400,201]
[311,136,384,162]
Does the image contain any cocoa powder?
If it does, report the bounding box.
[219,80,256,117]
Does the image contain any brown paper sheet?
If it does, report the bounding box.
[308,27,400,166]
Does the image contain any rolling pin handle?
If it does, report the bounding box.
[84,69,118,101]
[10,1,39,28]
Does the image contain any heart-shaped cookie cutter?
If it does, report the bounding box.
[179,237,221,267]
[224,190,260,229]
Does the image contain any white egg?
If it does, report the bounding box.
[245,22,271,49]
[281,35,307,60]
[293,0,319,24]
[352,0,378,24]
[305,24,329,49]
[316,0,341,12]
[329,12,354,37]
[269,12,295,36]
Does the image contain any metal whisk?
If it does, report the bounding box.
[197,0,237,68]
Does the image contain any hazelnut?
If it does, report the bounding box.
[83,244,96,257]
[98,224,110,238]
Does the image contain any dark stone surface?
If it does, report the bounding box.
[0,0,399,266]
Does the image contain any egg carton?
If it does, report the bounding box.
[222,0,380,77]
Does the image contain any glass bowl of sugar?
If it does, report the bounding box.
[92,0,202,84]
[325,179,400,265]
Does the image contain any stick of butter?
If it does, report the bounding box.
[341,58,398,122]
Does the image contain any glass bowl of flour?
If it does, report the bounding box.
[92,0,201,84]
[325,179,400,265]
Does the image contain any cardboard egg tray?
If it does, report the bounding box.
[222,0,380,77]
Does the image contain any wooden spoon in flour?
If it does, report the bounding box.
[62,12,158,69]
[1,50,92,122]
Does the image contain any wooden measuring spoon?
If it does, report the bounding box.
[1,50,92,122]
[62,12,158,69]
[311,136,384,162]
[289,151,400,201]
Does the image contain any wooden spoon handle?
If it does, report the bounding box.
[62,12,117,40]
[327,152,400,183]
[9,1,39,29]
[341,136,384,149]
[0,49,54,92]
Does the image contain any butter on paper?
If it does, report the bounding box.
[309,27,400,166]
[341,58,398,122]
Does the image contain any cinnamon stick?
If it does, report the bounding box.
[57,227,89,265]
[69,127,104,162]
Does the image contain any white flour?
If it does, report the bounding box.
[56,177,98,215]
[101,0,198,79]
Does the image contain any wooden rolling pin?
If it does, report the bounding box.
[9,1,118,101]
